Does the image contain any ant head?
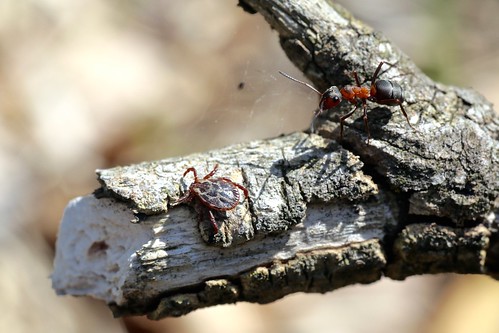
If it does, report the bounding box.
[278,71,342,116]
[319,86,342,111]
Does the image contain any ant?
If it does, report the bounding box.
[279,61,416,143]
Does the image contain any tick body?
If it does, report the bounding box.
[174,164,249,233]
[279,61,416,143]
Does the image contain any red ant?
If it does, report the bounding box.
[279,61,416,142]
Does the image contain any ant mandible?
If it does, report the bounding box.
[279,61,416,143]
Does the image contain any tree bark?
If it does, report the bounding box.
[52,0,498,319]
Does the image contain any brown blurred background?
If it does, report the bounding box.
[1,0,498,332]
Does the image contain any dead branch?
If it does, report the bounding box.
[52,0,498,319]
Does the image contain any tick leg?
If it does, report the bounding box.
[203,164,219,180]
[339,104,359,140]
[183,167,198,180]
[235,183,249,199]
[219,178,249,199]
[173,191,192,205]
[208,210,219,233]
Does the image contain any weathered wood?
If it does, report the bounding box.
[243,0,497,225]
[53,133,393,317]
[96,133,378,247]
[52,0,498,319]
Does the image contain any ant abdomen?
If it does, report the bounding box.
[370,80,404,105]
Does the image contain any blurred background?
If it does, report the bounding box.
[1,0,498,332]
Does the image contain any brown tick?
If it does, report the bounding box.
[174,164,249,233]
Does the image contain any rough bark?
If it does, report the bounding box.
[52,0,498,319]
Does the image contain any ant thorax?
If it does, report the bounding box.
[341,85,370,102]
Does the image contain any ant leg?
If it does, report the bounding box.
[339,105,358,140]
[203,164,219,180]
[378,99,417,131]
[370,61,385,83]
[310,106,324,133]
[310,117,316,133]
[361,100,371,143]
[208,210,219,233]
[353,72,361,87]
[313,107,323,118]
[371,61,399,83]
[397,102,417,131]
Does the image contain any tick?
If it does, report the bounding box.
[279,61,416,143]
[173,164,249,233]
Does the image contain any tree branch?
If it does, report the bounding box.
[52,0,498,319]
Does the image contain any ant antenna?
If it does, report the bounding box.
[278,71,321,96]
[279,71,331,133]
